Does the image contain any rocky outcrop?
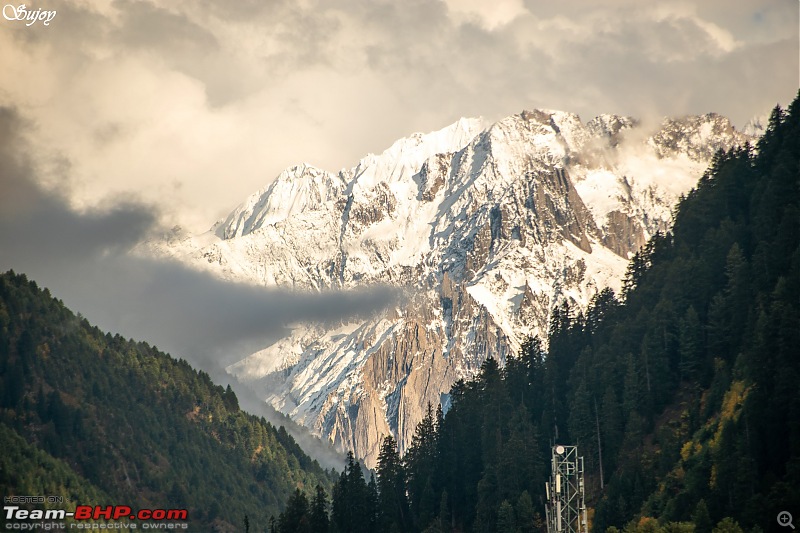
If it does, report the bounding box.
[601,210,648,258]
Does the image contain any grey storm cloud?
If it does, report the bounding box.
[0,107,399,364]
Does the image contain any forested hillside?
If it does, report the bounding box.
[273,94,799,533]
[0,271,335,531]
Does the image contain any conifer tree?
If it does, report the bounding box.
[515,491,536,533]
[496,500,518,533]
[406,403,438,526]
[376,435,409,533]
[309,485,329,533]
[678,306,703,383]
[277,489,310,533]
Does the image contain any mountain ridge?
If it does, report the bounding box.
[143,108,750,466]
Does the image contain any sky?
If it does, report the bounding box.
[0,0,797,464]
[0,0,797,233]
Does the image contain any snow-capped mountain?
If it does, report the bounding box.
[146,110,749,467]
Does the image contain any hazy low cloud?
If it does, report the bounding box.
[0,107,399,367]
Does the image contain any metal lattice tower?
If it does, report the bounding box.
[545,445,588,533]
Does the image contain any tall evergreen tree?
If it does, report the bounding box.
[332,452,372,533]
[277,489,311,533]
[376,435,409,533]
[309,485,329,533]
[677,306,704,384]
[405,402,439,528]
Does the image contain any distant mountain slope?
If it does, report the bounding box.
[0,271,335,532]
[145,109,750,466]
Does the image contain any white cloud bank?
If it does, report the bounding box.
[0,0,796,233]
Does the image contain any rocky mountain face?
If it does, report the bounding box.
[146,110,749,467]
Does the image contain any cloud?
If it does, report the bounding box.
[0,106,399,366]
[442,0,528,30]
[1,0,795,236]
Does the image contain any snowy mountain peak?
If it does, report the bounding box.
[218,118,489,242]
[742,114,767,138]
[219,163,343,239]
[586,114,637,140]
[346,116,487,189]
[649,113,747,161]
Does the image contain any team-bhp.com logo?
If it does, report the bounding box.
[3,4,56,26]
[4,504,189,529]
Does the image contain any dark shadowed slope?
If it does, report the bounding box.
[0,271,336,531]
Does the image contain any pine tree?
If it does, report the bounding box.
[622,354,641,420]
[678,306,704,384]
[499,405,542,498]
[277,489,310,533]
[224,384,239,411]
[331,469,349,533]
[496,500,518,533]
[568,371,595,471]
[406,403,439,526]
[332,452,368,533]
[367,473,379,533]
[309,485,329,533]
[722,244,750,349]
[692,499,712,533]
[348,453,372,533]
[376,435,409,532]
[600,386,623,472]
[515,491,536,533]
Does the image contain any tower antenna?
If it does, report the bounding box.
[545,444,588,533]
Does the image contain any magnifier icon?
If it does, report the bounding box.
[779,511,795,529]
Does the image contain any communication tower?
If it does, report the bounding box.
[545,445,588,533]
